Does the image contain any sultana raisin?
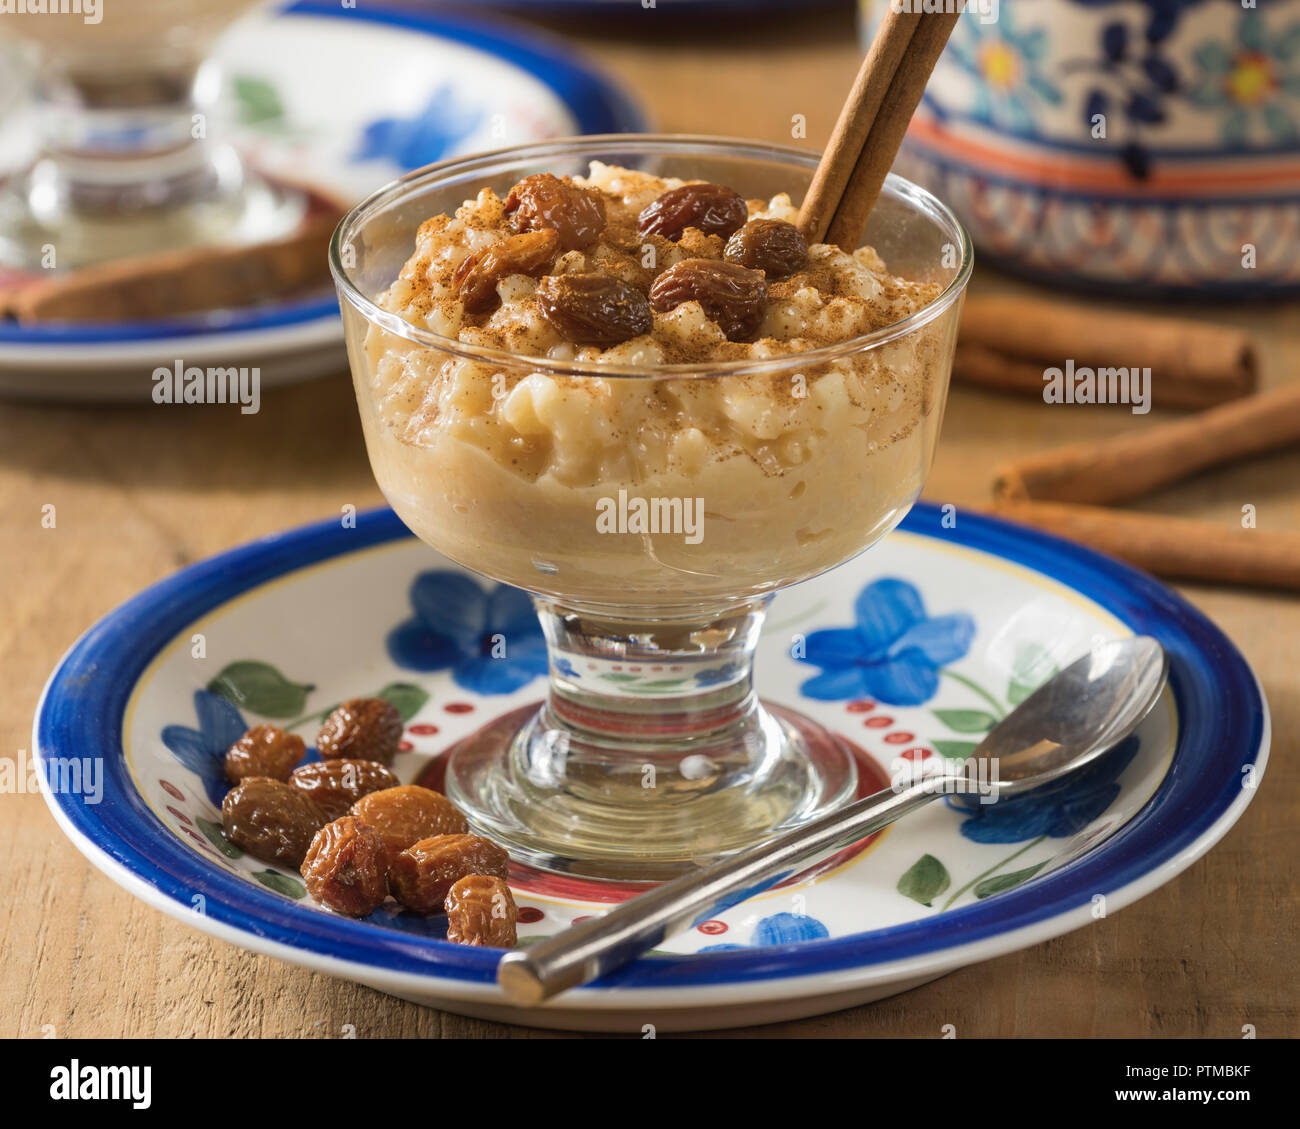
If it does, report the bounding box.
[388,834,509,915]
[536,273,653,345]
[289,759,399,821]
[223,725,305,784]
[221,777,325,867]
[649,258,768,341]
[301,816,390,917]
[723,218,809,279]
[316,698,404,766]
[444,875,518,948]
[504,173,606,251]
[454,229,560,314]
[350,785,469,864]
[637,182,748,241]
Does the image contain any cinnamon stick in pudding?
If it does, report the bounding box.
[799,10,959,251]
[798,7,920,245]
[959,294,1257,410]
[993,382,1300,506]
[990,500,1300,592]
[823,11,960,251]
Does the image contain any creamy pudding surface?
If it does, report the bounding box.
[354,163,956,608]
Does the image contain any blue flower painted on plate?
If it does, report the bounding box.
[943,7,1063,134]
[796,577,975,707]
[553,657,581,680]
[754,912,830,945]
[1185,10,1300,146]
[693,661,743,688]
[366,901,448,939]
[387,570,548,695]
[946,734,1140,844]
[161,690,247,806]
[699,911,831,952]
[352,85,484,169]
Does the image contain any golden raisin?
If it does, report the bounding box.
[223,724,305,783]
[221,777,325,867]
[289,759,399,821]
[389,834,510,915]
[649,258,768,341]
[638,182,748,241]
[350,785,469,863]
[444,875,518,948]
[316,698,404,766]
[724,219,809,279]
[454,229,559,314]
[301,816,389,917]
[504,173,606,251]
[536,273,652,345]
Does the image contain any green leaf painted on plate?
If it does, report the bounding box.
[1007,643,1059,705]
[932,708,999,733]
[232,75,285,127]
[254,869,306,899]
[196,816,242,859]
[514,934,551,947]
[207,661,315,718]
[932,739,981,760]
[598,673,640,683]
[375,681,430,723]
[973,860,1049,899]
[1006,680,1035,706]
[637,679,689,689]
[897,854,951,907]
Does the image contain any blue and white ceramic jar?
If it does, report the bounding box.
[862,0,1300,297]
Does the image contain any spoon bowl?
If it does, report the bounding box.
[967,635,1168,795]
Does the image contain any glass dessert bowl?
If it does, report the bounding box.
[331,135,970,881]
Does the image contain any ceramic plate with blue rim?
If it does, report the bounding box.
[0,1,643,401]
[34,504,1268,1032]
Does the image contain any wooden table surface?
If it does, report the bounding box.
[2,3,1296,1038]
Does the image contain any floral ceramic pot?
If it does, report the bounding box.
[862,0,1300,297]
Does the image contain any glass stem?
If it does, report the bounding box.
[443,595,859,879]
[528,597,771,781]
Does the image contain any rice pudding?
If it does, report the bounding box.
[351,163,955,609]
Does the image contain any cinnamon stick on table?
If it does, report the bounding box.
[958,294,1258,410]
[3,187,345,324]
[990,500,1300,592]
[994,381,1300,506]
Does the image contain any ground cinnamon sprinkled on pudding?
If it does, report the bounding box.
[356,163,956,606]
[381,164,937,365]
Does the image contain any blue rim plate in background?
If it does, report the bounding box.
[479,0,847,10]
[33,503,1268,1031]
[0,1,644,397]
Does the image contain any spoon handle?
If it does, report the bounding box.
[496,778,938,1005]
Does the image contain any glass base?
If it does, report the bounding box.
[443,700,858,882]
